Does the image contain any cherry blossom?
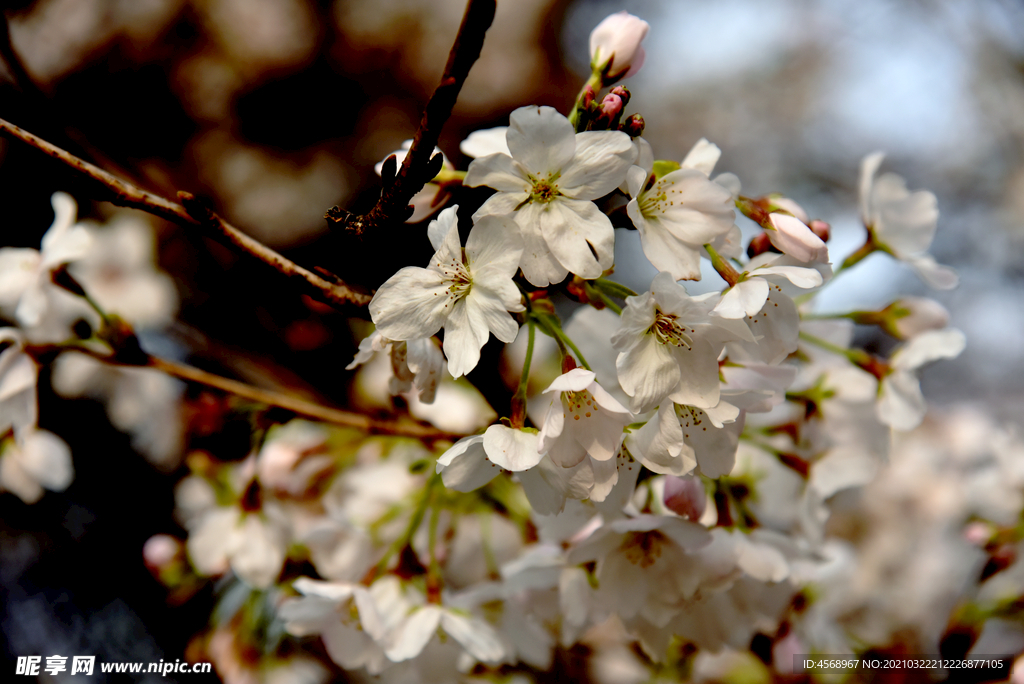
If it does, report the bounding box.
[465,105,636,286]
[537,368,632,468]
[0,328,73,503]
[347,330,444,403]
[612,272,749,413]
[859,151,957,289]
[369,206,524,377]
[626,138,736,280]
[877,328,966,431]
[0,192,91,337]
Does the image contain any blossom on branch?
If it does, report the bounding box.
[465,106,636,286]
[859,152,957,288]
[626,138,736,281]
[369,206,524,378]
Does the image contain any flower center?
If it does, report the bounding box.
[439,256,472,306]
[649,310,693,349]
[621,531,666,569]
[529,174,562,204]
[563,389,599,421]
[638,179,682,218]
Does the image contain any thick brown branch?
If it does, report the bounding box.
[0,117,371,309]
[326,0,496,236]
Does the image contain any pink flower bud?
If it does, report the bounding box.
[663,474,706,520]
[809,219,831,242]
[143,534,181,571]
[766,213,829,263]
[746,231,775,258]
[620,113,645,137]
[594,93,624,129]
[769,196,809,223]
[609,85,631,106]
[589,11,650,83]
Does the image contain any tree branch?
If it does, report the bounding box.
[49,347,459,441]
[325,0,496,236]
[0,116,372,309]
[146,355,458,441]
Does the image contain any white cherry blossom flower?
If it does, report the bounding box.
[347,330,444,403]
[465,106,636,286]
[877,328,965,431]
[859,151,957,289]
[436,424,544,492]
[626,138,736,281]
[180,462,290,589]
[382,602,506,665]
[713,254,824,320]
[612,272,749,413]
[589,11,650,82]
[186,499,290,589]
[51,351,184,468]
[568,515,711,627]
[69,214,178,329]
[626,401,742,478]
[279,577,390,674]
[0,328,74,504]
[0,192,91,335]
[0,427,73,504]
[537,368,632,468]
[369,206,524,378]
[0,328,37,437]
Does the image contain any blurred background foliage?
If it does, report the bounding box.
[1,0,1023,678]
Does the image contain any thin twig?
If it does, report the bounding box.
[0,117,371,309]
[110,353,457,441]
[325,0,496,236]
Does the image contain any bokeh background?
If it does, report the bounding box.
[2,0,1023,680]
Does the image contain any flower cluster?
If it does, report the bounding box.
[0,7,987,684]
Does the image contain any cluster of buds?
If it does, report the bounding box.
[573,84,645,135]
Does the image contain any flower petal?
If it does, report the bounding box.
[464,152,531,193]
[483,424,543,472]
[540,198,614,280]
[506,106,576,176]
[369,267,450,340]
[558,130,636,199]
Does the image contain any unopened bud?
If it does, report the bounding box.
[981,544,1017,581]
[809,219,831,242]
[594,93,624,129]
[143,534,182,574]
[581,85,596,110]
[663,474,706,520]
[609,85,631,107]
[964,521,995,547]
[589,11,650,84]
[620,113,645,137]
[768,196,809,223]
[561,355,577,374]
[746,231,777,258]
